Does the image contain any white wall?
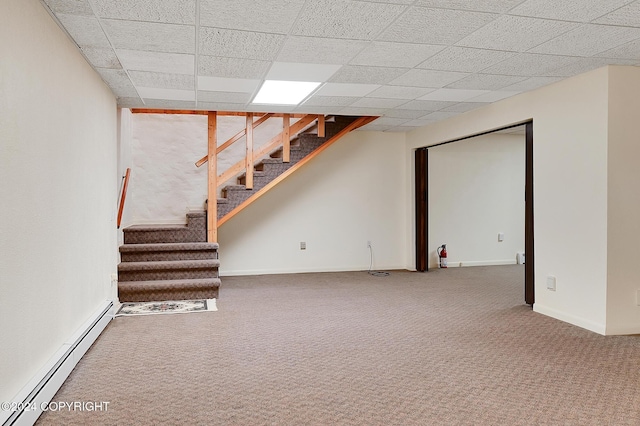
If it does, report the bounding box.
[606,66,640,335]
[218,130,407,275]
[406,67,610,334]
[428,134,525,269]
[0,0,118,403]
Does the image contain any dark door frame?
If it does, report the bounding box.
[414,121,534,305]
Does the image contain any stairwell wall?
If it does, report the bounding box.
[0,0,118,403]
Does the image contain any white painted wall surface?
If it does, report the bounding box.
[428,134,525,269]
[0,0,118,403]
[606,66,640,335]
[406,67,610,334]
[218,131,407,275]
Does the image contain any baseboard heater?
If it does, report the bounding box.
[1,301,114,426]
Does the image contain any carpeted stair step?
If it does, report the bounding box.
[123,212,206,244]
[118,259,220,282]
[119,242,219,262]
[118,277,220,302]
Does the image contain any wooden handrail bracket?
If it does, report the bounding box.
[117,168,131,229]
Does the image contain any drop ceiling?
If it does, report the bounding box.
[41,0,640,132]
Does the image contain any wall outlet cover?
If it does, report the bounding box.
[547,276,556,291]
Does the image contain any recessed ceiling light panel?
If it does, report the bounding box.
[252,80,321,105]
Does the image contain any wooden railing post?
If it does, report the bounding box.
[245,113,254,189]
[318,115,325,137]
[207,112,217,243]
[282,114,290,163]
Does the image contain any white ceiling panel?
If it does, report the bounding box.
[442,102,486,112]
[277,37,368,64]
[379,7,496,44]
[595,1,640,27]
[315,83,381,97]
[387,125,421,132]
[196,101,246,112]
[138,87,196,101]
[129,71,194,90]
[420,111,460,120]
[549,57,638,77]
[356,123,393,132]
[389,69,469,87]
[530,25,640,57]
[419,88,489,101]
[92,0,196,24]
[339,106,390,115]
[481,53,579,76]
[294,105,344,114]
[95,68,138,97]
[350,42,445,68]
[597,39,640,60]
[200,0,305,34]
[446,74,526,90]
[144,99,196,109]
[291,0,406,40]
[330,66,407,84]
[117,50,194,74]
[383,109,432,119]
[198,56,270,79]
[350,98,408,108]
[403,117,439,127]
[199,27,284,60]
[417,47,516,73]
[198,76,260,93]
[366,85,434,99]
[371,117,411,126]
[266,62,341,82]
[468,90,520,102]
[117,97,146,108]
[414,0,526,13]
[197,91,251,103]
[500,76,563,91]
[301,96,360,107]
[397,100,458,111]
[102,19,195,54]
[509,0,632,22]
[43,0,93,15]
[457,15,579,52]
[56,14,111,47]
[80,47,121,68]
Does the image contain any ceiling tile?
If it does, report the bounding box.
[80,47,121,68]
[417,47,516,73]
[549,57,638,77]
[396,100,458,111]
[301,96,360,107]
[366,85,434,99]
[442,102,486,112]
[315,83,380,97]
[197,91,251,103]
[350,98,408,108]
[413,0,526,13]
[137,87,196,101]
[117,97,145,108]
[199,27,284,60]
[389,69,470,88]
[403,117,439,127]
[500,76,563,91]
[129,71,194,90]
[467,90,520,102]
[196,101,246,112]
[43,0,93,15]
[144,99,196,109]
[509,0,632,22]
[481,53,579,76]
[387,125,422,132]
[530,25,640,57]
[198,56,269,79]
[295,105,344,115]
[357,123,393,132]
[382,109,429,119]
[117,50,194,74]
[350,42,445,68]
[418,88,490,101]
[420,111,460,120]
[198,76,260,93]
[277,37,368,64]
[371,117,411,126]
[446,74,526,90]
[339,106,389,115]
[92,0,196,24]
[266,62,342,82]
[56,14,111,47]
[102,19,195,54]
[200,0,305,33]
[457,15,579,52]
[379,7,496,44]
[330,66,407,84]
[595,1,640,27]
[291,0,407,40]
[597,38,640,60]
[95,68,138,97]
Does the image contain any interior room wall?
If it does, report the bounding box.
[428,134,525,269]
[117,108,133,246]
[406,67,610,334]
[605,66,640,335]
[218,130,407,275]
[0,0,118,403]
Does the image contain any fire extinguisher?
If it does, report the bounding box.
[437,244,448,268]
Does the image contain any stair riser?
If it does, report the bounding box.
[119,268,218,282]
[124,229,206,244]
[120,250,218,262]
[119,287,218,302]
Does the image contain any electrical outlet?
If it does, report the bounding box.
[498,232,504,242]
[367,240,371,248]
[547,276,556,291]
[300,242,306,250]
[110,273,118,287]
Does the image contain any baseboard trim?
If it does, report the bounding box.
[534,303,606,335]
[2,301,114,426]
[440,259,517,268]
[220,265,408,277]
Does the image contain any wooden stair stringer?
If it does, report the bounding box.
[218,115,378,227]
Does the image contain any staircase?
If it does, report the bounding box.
[118,212,220,302]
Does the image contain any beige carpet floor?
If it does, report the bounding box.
[36,266,639,425]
